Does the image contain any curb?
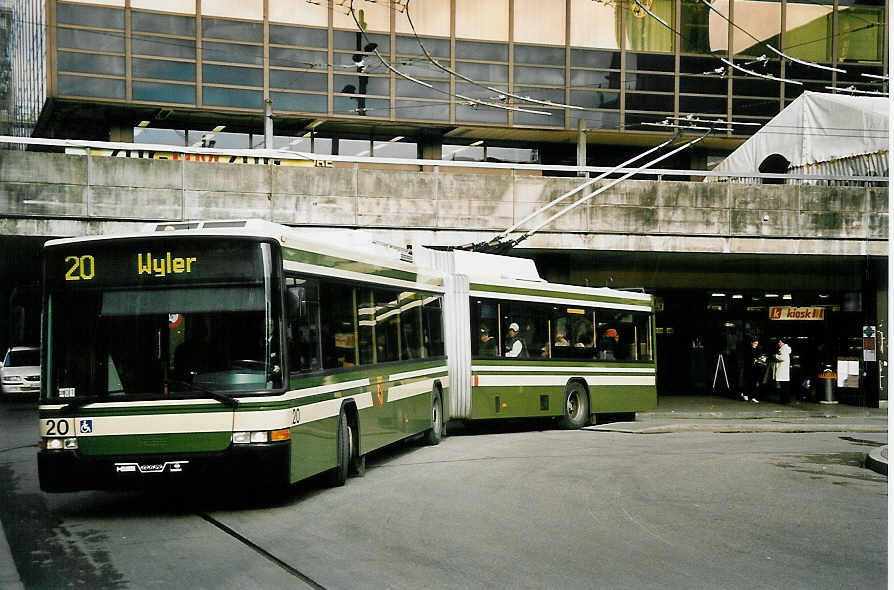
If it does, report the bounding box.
[588,421,889,435]
[866,445,888,476]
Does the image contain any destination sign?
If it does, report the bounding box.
[46,238,268,288]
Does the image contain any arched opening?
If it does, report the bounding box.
[758,153,791,184]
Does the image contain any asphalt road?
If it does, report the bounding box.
[0,402,886,590]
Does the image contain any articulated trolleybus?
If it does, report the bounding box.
[38,221,655,493]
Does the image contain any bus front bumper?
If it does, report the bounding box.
[38,441,291,493]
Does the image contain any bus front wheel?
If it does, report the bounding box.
[329,409,350,487]
[558,382,589,429]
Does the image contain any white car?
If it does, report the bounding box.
[1,346,40,399]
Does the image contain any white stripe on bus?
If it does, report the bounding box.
[297,392,374,424]
[475,375,655,387]
[388,365,448,382]
[56,412,235,437]
[471,365,654,373]
[469,290,650,311]
[387,379,434,403]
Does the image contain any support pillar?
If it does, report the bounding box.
[576,119,587,176]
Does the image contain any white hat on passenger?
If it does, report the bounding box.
[509,322,519,331]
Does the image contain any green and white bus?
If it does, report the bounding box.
[38,220,655,493]
[420,249,657,428]
[38,220,447,492]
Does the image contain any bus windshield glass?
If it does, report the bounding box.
[43,238,282,401]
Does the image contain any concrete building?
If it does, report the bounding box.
[0,0,888,404]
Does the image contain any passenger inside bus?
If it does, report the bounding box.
[479,327,498,357]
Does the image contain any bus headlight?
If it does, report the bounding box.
[232,429,290,444]
[44,437,78,450]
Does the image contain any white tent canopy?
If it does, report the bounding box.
[713,91,889,177]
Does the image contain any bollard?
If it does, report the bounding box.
[818,367,838,404]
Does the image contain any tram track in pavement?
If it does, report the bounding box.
[197,511,329,590]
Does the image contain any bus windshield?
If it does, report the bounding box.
[43,239,282,401]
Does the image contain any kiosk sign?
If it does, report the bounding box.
[769,306,825,320]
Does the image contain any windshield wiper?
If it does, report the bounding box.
[166,379,240,409]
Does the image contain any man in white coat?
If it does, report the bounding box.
[773,339,792,403]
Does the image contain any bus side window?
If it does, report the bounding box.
[286,279,322,374]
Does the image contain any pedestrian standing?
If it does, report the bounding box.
[773,339,792,403]
[742,338,764,403]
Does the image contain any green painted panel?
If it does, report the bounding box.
[470,384,657,419]
[291,417,336,482]
[78,432,231,455]
[470,283,652,309]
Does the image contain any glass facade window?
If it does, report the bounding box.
[202,86,263,109]
[456,105,509,124]
[57,28,125,53]
[515,109,565,127]
[734,0,781,57]
[838,0,884,63]
[133,81,195,104]
[333,31,390,53]
[269,25,328,48]
[626,73,675,92]
[456,62,509,83]
[514,66,565,86]
[58,52,125,76]
[334,73,389,96]
[202,41,264,65]
[571,110,620,131]
[203,64,263,87]
[397,80,450,99]
[455,40,509,62]
[680,0,717,55]
[455,82,508,101]
[679,94,728,114]
[679,74,727,95]
[131,10,195,36]
[783,1,833,62]
[56,3,123,28]
[333,96,390,117]
[626,52,674,73]
[570,90,619,110]
[133,35,196,59]
[133,58,195,82]
[625,0,675,52]
[202,17,263,43]
[269,47,327,69]
[571,49,621,69]
[514,45,564,66]
[625,92,674,112]
[58,75,125,99]
[395,100,450,121]
[571,69,621,90]
[570,0,620,50]
[272,91,327,113]
[276,70,330,93]
[396,35,451,58]
[513,86,565,103]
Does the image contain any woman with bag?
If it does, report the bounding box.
[772,339,792,403]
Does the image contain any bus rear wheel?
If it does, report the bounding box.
[329,409,349,487]
[558,382,589,429]
[424,389,443,446]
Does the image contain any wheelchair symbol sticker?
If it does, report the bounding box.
[79,419,93,434]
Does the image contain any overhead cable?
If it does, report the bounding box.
[346,0,551,115]
[699,0,846,74]
[404,0,582,111]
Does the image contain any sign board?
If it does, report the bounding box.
[863,325,877,361]
[66,148,334,168]
[768,306,825,320]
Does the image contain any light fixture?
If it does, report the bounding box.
[732,294,743,299]
[211,125,226,133]
[137,120,150,127]
[782,294,792,300]
[306,119,325,130]
[818,293,830,299]
[765,293,779,298]
[470,140,484,146]
[388,135,404,142]
[711,293,726,297]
